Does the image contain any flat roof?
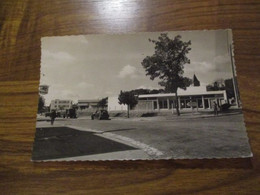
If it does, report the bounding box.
[51,99,72,102]
[138,90,226,98]
[78,99,100,103]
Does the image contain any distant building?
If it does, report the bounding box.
[50,99,73,111]
[78,99,100,110]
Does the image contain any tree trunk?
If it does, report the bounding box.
[127,104,130,118]
[175,91,180,116]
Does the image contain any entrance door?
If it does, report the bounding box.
[204,99,209,109]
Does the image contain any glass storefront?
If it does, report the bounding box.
[138,93,225,110]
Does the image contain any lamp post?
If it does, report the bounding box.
[229,45,240,108]
[227,30,240,108]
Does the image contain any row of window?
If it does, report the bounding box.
[153,98,224,109]
[140,94,224,101]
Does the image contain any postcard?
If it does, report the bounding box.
[32,30,252,161]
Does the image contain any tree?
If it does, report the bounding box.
[97,97,108,109]
[141,33,192,116]
[224,78,235,99]
[206,79,225,91]
[38,95,45,113]
[118,90,138,118]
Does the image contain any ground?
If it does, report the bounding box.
[32,113,252,161]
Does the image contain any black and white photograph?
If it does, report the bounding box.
[32,29,252,161]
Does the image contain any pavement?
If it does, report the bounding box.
[37,109,242,122]
[33,112,252,161]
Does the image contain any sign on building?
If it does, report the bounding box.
[39,85,49,95]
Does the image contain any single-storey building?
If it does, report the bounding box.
[50,99,73,111]
[107,75,228,112]
[78,99,100,110]
[135,86,227,111]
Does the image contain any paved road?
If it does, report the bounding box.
[36,114,252,160]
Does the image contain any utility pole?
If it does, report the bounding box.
[229,44,240,108]
[227,30,240,108]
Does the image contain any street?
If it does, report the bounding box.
[33,114,252,161]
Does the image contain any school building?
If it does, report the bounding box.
[50,99,73,111]
[108,75,228,112]
[77,99,100,110]
[135,86,227,111]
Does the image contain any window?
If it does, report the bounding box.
[180,100,185,108]
[170,100,176,108]
[153,101,157,109]
[163,100,168,108]
[204,99,209,108]
[159,100,168,109]
[198,99,203,108]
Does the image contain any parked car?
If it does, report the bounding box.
[91,110,109,120]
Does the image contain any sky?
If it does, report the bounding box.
[40,30,234,105]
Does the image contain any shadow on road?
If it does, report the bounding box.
[32,127,137,161]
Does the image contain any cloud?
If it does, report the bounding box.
[186,54,231,74]
[213,54,231,71]
[118,65,138,79]
[105,91,114,95]
[77,82,94,89]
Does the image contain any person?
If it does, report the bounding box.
[213,102,218,116]
[50,110,57,125]
[65,109,69,118]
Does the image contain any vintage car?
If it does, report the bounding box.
[61,108,77,118]
[91,110,109,120]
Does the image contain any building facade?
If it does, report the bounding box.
[78,99,101,110]
[135,86,227,111]
[50,99,73,111]
[107,75,229,112]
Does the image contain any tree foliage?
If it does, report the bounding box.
[141,33,192,115]
[97,97,108,109]
[38,95,45,113]
[206,78,235,99]
[130,88,165,96]
[118,91,138,118]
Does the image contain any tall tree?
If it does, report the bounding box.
[224,78,235,99]
[118,91,138,118]
[141,33,192,116]
[38,95,45,113]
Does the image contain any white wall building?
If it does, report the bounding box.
[108,96,127,111]
[78,99,100,110]
[136,86,227,111]
[50,99,73,111]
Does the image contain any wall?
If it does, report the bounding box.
[108,96,127,111]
